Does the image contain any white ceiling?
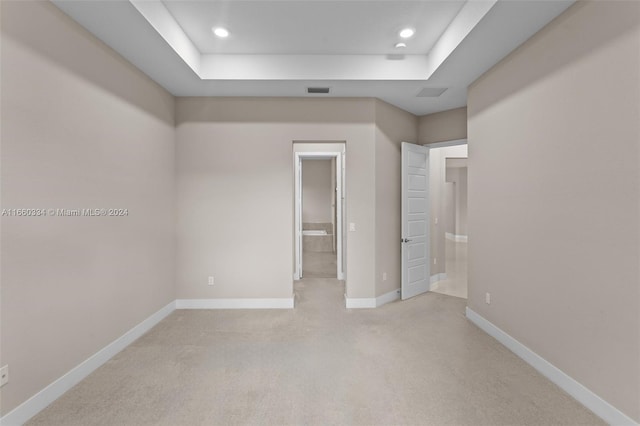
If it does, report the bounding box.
[161,1,466,55]
[51,0,575,115]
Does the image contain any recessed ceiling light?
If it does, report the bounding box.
[395,42,407,48]
[399,28,415,39]
[213,27,229,38]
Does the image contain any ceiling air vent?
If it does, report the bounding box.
[307,87,330,94]
[416,87,448,97]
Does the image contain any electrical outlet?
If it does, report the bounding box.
[485,292,491,304]
[349,222,356,232]
[382,272,387,281]
[208,276,214,286]
[433,258,437,265]
[0,365,8,387]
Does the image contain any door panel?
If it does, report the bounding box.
[408,243,426,260]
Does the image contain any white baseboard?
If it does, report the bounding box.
[376,289,400,307]
[345,296,376,309]
[346,289,400,309]
[445,232,468,243]
[466,307,638,426]
[1,301,176,426]
[176,298,294,309]
[430,273,447,286]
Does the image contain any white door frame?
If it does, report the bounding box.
[294,151,345,280]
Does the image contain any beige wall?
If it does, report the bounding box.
[467,1,640,421]
[302,159,333,224]
[175,98,418,301]
[175,98,377,299]
[1,1,176,416]
[374,100,419,297]
[418,107,467,145]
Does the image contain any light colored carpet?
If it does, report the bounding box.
[302,251,337,278]
[28,279,603,426]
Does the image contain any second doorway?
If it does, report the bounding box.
[301,158,337,278]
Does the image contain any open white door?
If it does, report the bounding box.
[401,142,430,300]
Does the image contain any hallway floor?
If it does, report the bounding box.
[431,238,468,299]
[28,277,602,425]
[302,250,337,278]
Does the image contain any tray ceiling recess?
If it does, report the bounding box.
[52,0,574,115]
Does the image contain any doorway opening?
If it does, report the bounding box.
[301,158,336,278]
[427,140,468,299]
[294,146,345,282]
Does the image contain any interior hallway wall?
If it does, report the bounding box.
[175,98,377,299]
[418,107,467,145]
[374,100,419,297]
[302,160,333,224]
[467,1,640,421]
[1,0,176,416]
